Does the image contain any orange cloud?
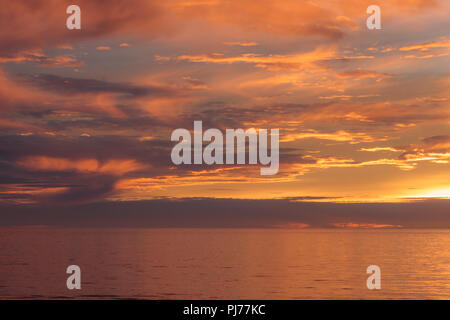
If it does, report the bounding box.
[173,0,353,39]
[398,38,450,59]
[331,222,403,229]
[177,46,337,71]
[281,130,387,144]
[0,1,173,58]
[0,49,83,67]
[0,0,446,62]
[359,147,402,152]
[96,46,111,51]
[335,69,395,81]
[18,156,148,175]
[274,222,310,229]
[0,69,56,114]
[0,184,69,204]
[399,38,450,51]
[223,41,258,47]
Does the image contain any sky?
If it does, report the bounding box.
[0,0,449,228]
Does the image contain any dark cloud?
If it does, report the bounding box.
[25,74,180,98]
[398,135,450,160]
[0,198,449,228]
[38,174,118,204]
[422,135,450,151]
[0,133,173,203]
[0,0,172,57]
[0,134,167,163]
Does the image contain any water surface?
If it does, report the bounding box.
[0,228,449,299]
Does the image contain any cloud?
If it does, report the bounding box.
[96,46,111,51]
[175,47,378,71]
[27,74,179,98]
[40,175,119,204]
[0,0,448,210]
[0,0,173,57]
[403,52,449,59]
[331,222,403,229]
[0,198,449,228]
[0,0,445,61]
[318,94,381,101]
[177,46,336,70]
[0,49,83,67]
[17,156,148,175]
[422,135,450,151]
[399,38,450,51]
[288,156,417,171]
[335,69,395,81]
[224,41,258,47]
[0,133,173,204]
[398,38,450,59]
[397,135,450,164]
[359,147,402,152]
[281,130,387,144]
[0,69,191,132]
[174,0,351,39]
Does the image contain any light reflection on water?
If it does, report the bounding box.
[0,227,449,299]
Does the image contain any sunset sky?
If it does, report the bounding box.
[0,0,449,228]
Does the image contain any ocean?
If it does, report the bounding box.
[0,227,449,299]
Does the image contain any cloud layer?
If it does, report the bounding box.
[0,0,449,226]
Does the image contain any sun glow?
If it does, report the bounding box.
[408,188,450,199]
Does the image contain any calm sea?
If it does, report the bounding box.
[0,227,449,299]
